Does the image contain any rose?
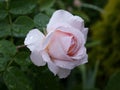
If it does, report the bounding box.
[24,10,88,78]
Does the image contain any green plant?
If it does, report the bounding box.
[90,0,120,81]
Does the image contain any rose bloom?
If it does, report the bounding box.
[24,10,88,78]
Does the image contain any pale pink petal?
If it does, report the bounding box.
[30,51,46,66]
[41,51,51,62]
[60,36,72,52]
[74,54,88,66]
[71,46,87,60]
[54,59,76,69]
[68,16,84,31]
[57,68,71,78]
[48,34,72,61]
[47,10,85,33]
[47,10,73,33]
[42,31,54,50]
[54,55,87,70]
[47,61,59,75]
[41,51,70,77]
[24,29,45,51]
[43,30,72,52]
[82,28,88,41]
[56,24,85,45]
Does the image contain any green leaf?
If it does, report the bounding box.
[0,40,17,56]
[0,10,8,20]
[0,57,9,72]
[0,0,5,2]
[10,0,36,15]
[44,8,55,15]
[73,11,90,23]
[30,67,63,90]
[84,88,99,90]
[14,51,32,70]
[105,71,120,90]
[34,13,49,30]
[38,0,55,11]
[12,16,34,37]
[4,67,33,90]
[0,23,11,38]
[86,41,101,48]
[81,3,103,13]
[79,61,99,89]
[0,1,5,8]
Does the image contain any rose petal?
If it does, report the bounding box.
[71,46,86,60]
[82,28,88,42]
[47,10,73,33]
[42,31,54,50]
[68,16,84,31]
[41,51,59,74]
[43,30,72,52]
[47,10,85,33]
[57,68,71,78]
[42,51,71,77]
[30,51,46,66]
[24,29,45,51]
[56,24,85,46]
[54,55,87,70]
[74,54,88,66]
[41,50,51,62]
[47,61,59,75]
[54,59,76,69]
[60,36,72,52]
[47,33,72,60]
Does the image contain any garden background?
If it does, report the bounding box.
[0,0,120,90]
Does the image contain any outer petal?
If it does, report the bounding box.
[47,10,73,32]
[56,24,85,45]
[54,59,76,69]
[41,51,71,78]
[82,28,88,42]
[47,10,85,33]
[54,55,88,70]
[30,51,46,66]
[42,51,59,75]
[42,31,54,50]
[74,54,88,66]
[68,16,84,31]
[24,29,45,51]
[57,68,71,78]
[47,61,59,75]
[71,46,87,60]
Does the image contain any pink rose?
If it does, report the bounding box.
[24,10,88,78]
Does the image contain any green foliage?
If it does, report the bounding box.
[12,16,34,37]
[10,0,36,15]
[4,67,33,90]
[0,0,119,90]
[0,57,9,72]
[79,61,99,90]
[14,51,31,67]
[34,13,49,31]
[38,0,55,11]
[0,10,8,20]
[0,40,16,71]
[105,71,120,90]
[0,23,11,38]
[91,0,120,76]
[0,40,17,56]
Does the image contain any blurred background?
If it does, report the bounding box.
[0,0,120,90]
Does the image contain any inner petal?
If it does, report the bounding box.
[47,30,72,61]
[67,36,78,56]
